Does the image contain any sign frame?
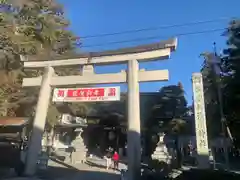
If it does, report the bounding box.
[52,86,121,102]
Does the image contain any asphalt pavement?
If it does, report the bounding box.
[2,156,121,180]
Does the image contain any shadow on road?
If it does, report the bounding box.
[34,157,119,180]
[173,168,240,180]
[37,166,119,180]
[1,161,119,180]
[85,161,107,170]
[49,157,78,170]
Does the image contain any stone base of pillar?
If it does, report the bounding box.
[151,146,172,164]
[71,151,87,164]
[37,151,49,170]
[71,130,87,164]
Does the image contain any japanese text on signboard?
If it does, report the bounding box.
[192,74,208,151]
[52,87,120,102]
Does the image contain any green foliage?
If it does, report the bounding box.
[0,0,85,126]
[201,19,240,141]
[149,82,188,135]
[167,118,187,134]
[221,19,240,139]
[200,53,222,138]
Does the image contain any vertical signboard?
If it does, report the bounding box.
[192,73,210,169]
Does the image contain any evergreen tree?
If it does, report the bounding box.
[149,82,188,134]
[0,0,83,125]
[200,53,222,138]
[222,19,240,140]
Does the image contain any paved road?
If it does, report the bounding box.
[38,158,121,180]
[87,155,127,170]
[2,157,122,180]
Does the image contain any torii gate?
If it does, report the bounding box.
[22,38,177,180]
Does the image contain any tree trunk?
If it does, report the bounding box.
[175,135,182,168]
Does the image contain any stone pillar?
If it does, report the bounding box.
[192,73,210,169]
[25,66,54,176]
[127,59,141,180]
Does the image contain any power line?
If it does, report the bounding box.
[81,28,226,48]
[81,17,234,39]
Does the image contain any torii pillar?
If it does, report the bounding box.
[127,59,141,180]
[24,67,54,175]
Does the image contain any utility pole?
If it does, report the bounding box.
[211,42,231,170]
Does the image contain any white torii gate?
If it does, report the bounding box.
[22,38,177,180]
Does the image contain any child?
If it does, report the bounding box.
[112,151,119,170]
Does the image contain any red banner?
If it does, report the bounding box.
[52,87,120,102]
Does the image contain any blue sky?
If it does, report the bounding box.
[59,0,240,104]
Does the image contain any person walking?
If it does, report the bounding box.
[105,150,112,170]
[112,151,119,170]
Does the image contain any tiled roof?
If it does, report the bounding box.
[0,117,29,126]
